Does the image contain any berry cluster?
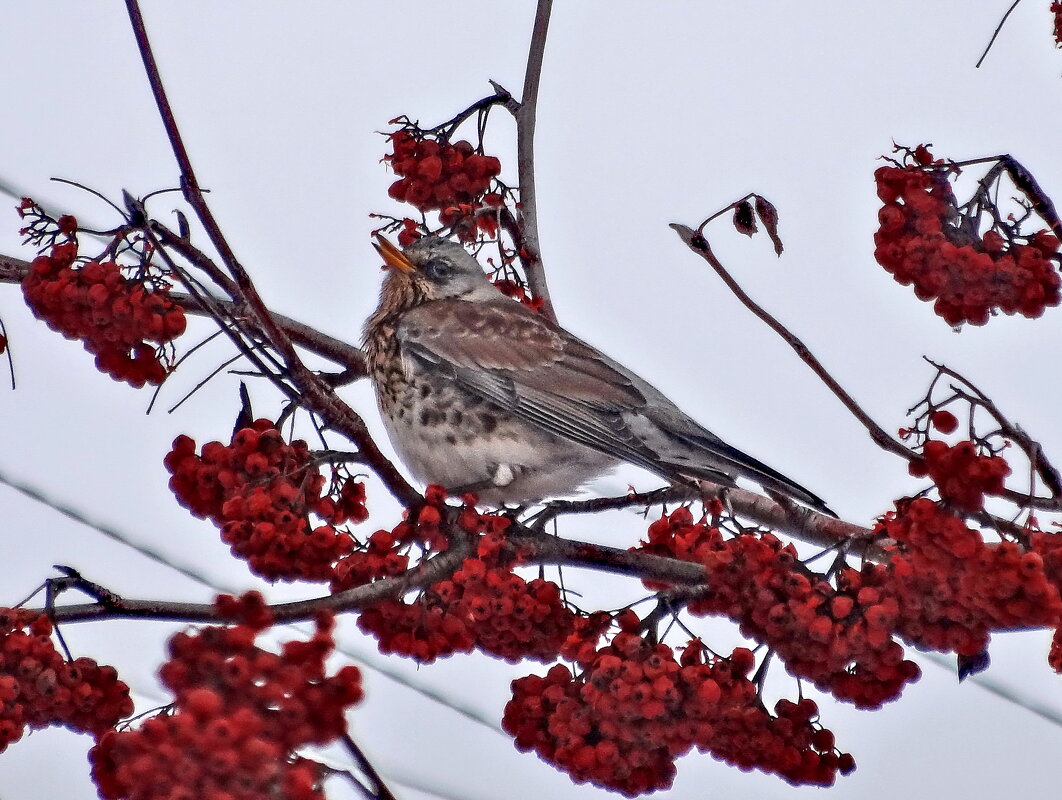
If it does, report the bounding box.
[0,608,133,752]
[504,634,853,795]
[164,419,360,582]
[636,509,920,709]
[1035,532,1062,670]
[1054,2,1062,47]
[90,593,362,800]
[354,489,574,663]
[386,131,501,212]
[384,129,504,243]
[873,148,1061,325]
[872,498,1062,657]
[492,278,544,312]
[20,235,186,386]
[908,439,1011,512]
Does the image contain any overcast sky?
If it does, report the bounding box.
[2,3,1062,799]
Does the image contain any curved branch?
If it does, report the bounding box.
[42,541,472,624]
[670,223,912,463]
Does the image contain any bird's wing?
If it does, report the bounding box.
[394,299,720,482]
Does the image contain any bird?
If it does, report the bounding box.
[363,233,831,514]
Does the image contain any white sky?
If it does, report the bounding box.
[2,3,1062,799]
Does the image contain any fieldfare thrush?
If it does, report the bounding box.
[364,234,830,513]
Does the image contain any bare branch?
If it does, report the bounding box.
[670,222,912,463]
[975,0,1024,69]
[339,735,399,800]
[122,3,418,506]
[512,0,557,322]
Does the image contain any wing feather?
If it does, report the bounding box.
[396,300,674,476]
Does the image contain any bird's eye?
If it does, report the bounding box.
[422,258,453,282]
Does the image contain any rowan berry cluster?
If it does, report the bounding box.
[492,278,544,312]
[908,439,1011,512]
[635,508,920,709]
[354,488,574,663]
[504,632,853,795]
[873,148,1061,325]
[386,130,501,211]
[20,230,186,386]
[0,608,133,753]
[90,593,362,800]
[385,129,503,242]
[872,498,1062,657]
[164,419,360,582]
[1033,532,1062,670]
[328,486,458,594]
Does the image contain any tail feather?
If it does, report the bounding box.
[658,427,835,517]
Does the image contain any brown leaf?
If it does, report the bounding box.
[733,200,757,237]
[754,195,784,255]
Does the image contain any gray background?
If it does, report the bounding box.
[1,3,1061,798]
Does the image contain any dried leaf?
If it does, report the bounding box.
[754,195,784,255]
[733,200,757,237]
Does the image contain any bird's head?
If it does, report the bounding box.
[373,234,497,303]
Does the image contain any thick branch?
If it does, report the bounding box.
[38,496,881,629]
[537,482,877,558]
[42,541,472,624]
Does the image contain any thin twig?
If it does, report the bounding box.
[670,223,912,463]
[975,0,1023,68]
[513,0,557,322]
[122,1,418,505]
[123,0,243,286]
[423,90,512,140]
[926,358,1062,505]
[339,735,399,800]
[0,248,369,376]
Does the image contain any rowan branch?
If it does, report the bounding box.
[670,222,912,463]
[511,0,557,322]
[535,482,877,557]
[974,0,1023,68]
[123,1,418,506]
[338,735,399,800]
[0,251,367,376]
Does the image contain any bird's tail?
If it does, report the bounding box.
[658,428,835,517]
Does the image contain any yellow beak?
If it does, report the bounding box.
[373,234,415,273]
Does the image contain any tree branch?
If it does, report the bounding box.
[0,251,367,376]
[512,0,557,322]
[670,222,912,463]
[339,735,399,800]
[123,2,418,506]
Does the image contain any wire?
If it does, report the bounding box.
[0,463,505,736]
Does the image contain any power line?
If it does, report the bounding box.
[0,464,505,736]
